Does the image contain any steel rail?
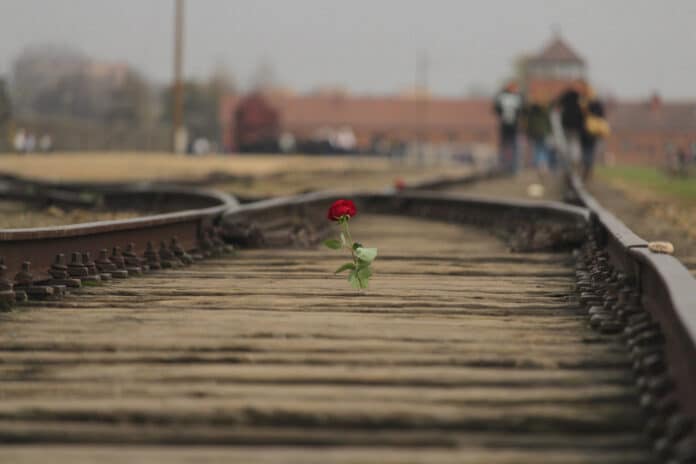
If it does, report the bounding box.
[1,168,694,459]
[0,185,238,292]
[226,180,696,460]
[404,167,506,191]
[568,173,696,461]
[0,179,98,208]
[229,188,588,223]
[221,188,589,256]
[0,165,504,290]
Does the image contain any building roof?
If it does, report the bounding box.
[219,91,497,150]
[526,78,587,104]
[222,92,495,133]
[267,93,495,132]
[608,99,696,132]
[531,37,585,64]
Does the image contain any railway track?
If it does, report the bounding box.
[0,172,694,463]
[0,179,238,306]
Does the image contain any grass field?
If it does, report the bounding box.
[593,164,696,247]
[597,165,696,204]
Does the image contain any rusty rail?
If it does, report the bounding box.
[0,179,98,209]
[0,184,238,305]
[1,168,694,460]
[0,165,577,304]
[220,188,588,252]
[567,173,696,461]
[0,166,502,297]
[220,177,696,461]
[403,168,508,191]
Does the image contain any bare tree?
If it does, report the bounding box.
[107,70,153,125]
[208,61,237,96]
[11,44,87,117]
[249,59,277,92]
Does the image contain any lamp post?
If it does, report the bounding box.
[172,0,186,153]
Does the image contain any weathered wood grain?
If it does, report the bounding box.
[0,215,650,463]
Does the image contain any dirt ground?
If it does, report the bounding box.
[446,168,696,275]
[0,200,140,229]
[0,152,475,196]
[0,152,482,228]
[1,153,387,181]
[588,179,696,274]
[446,170,565,202]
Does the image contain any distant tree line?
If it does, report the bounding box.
[2,44,236,151]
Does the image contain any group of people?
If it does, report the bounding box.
[493,81,609,180]
[13,129,53,154]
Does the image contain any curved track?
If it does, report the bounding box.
[0,180,237,305]
[0,171,693,463]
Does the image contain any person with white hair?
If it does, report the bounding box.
[13,128,26,153]
[24,133,36,153]
[493,82,523,173]
[39,133,53,152]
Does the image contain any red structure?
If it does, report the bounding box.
[606,95,696,164]
[220,90,496,153]
[521,36,587,104]
[520,35,696,165]
[219,35,696,165]
[233,93,280,152]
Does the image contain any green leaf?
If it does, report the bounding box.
[357,265,372,282]
[348,270,363,289]
[334,262,355,274]
[352,242,363,250]
[348,267,370,289]
[355,247,378,263]
[323,239,342,250]
[348,270,358,288]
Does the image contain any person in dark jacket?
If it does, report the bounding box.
[524,101,552,178]
[493,82,523,173]
[557,88,584,169]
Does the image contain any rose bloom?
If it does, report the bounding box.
[327,199,357,221]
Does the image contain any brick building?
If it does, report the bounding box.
[219,35,696,164]
[219,90,496,153]
[519,35,696,165]
[606,95,696,164]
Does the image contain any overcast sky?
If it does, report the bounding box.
[1,0,695,99]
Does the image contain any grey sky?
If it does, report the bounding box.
[1,0,695,99]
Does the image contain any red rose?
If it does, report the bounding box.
[327,199,357,221]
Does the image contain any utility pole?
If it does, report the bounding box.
[173,0,186,153]
[416,50,429,93]
[416,50,429,165]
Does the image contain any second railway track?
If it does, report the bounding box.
[0,172,693,463]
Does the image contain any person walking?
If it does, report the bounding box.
[557,87,585,172]
[39,133,53,153]
[580,86,609,181]
[524,100,552,179]
[24,133,36,154]
[13,128,26,154]
[493,82,523,174]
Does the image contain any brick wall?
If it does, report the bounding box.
[606,130,696,166]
